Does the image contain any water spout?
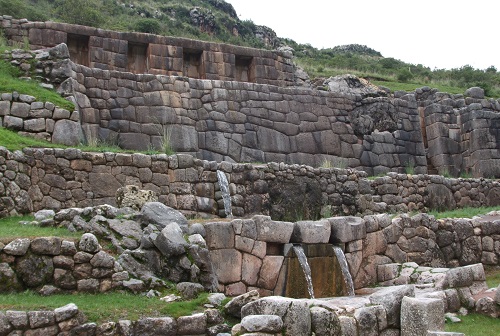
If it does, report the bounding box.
[332,246,355,296]
[216,170,233,218]
[292,245,315,299]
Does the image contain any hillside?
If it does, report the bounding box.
[1,0,500,96]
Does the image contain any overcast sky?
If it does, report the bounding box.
[225,0,500,71]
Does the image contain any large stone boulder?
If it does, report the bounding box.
[139,202,188,232]
[464,87,485,99]
[401,297,444,336]
[325,74,387,97]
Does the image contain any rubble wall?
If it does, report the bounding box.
[2,147,500,219]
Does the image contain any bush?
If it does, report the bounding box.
[56,0,105,27]
[134,19,162,34]
[397,68,414,82]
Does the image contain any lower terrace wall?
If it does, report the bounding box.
[1,147,500,219]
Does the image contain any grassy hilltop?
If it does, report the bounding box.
[1,0,500,96]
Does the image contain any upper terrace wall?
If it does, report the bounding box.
[0,16,294,86]
[1,19,500,178]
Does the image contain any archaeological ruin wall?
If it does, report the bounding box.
[2,147,500,220]
[1,16,500,178]
[0,16,294,86]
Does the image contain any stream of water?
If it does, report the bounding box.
[292,245,315,299]
[216,170,233,219]
[332,246,355,296]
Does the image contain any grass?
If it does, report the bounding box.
[0,59,75,111]
[428,206,500,219]
[371,80,466,95]
[445,313,499,335]
[0,215,81,242]
[0,291,210,323]
[0,127,168,155]
[485,266,500,288]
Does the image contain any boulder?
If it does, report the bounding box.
[464,87,485,99]
[16,255,54,287]
[79,233,100,253]
[176,282,204,300]
[139,202,188,233]
[401,297,445,336]
[310,306,341,336]
[370,285,415,327]
[0,263,23,292]
[224,290,260,318]
[329,216,366,243]
[325,74,387,97]
[153,223,189,257]
[240,315,283,333]
[134,317,176,336]
[177,313,207,335]
[115,185,158,210]
[3,238,30,256]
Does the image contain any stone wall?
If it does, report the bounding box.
[1,39,500,177]
[0,15,294,86]
[1,147,500,219]
[204,212,500,295]
[0,233,136,294]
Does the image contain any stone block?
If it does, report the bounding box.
[254,215,294,243]
[369,284,414,327]
[291,220,331,243]
[257,256,284,290]
[240,314,283,333]
[210,249,242,284]
[329,216,366,243]
[176,313,207,335]
[401,297,445,336]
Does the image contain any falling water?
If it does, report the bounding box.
[332,246,355,296]
[216,170,233,219]
[292,245,315,299]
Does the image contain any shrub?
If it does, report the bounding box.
[56,0,105,27]
[134,18,162,34]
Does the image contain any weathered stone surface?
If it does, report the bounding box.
[369,284,415,327]
[310,306,341,336]
[3,238,30,255]
[224,290,260,318]
[139,202,188,232]
[241,296,292,319]
[176,282,204,299]
[134,317,176,336]
[291,220,331,243]
[257,256,284,290]
[28,310,55,328]
[176,313,207,335]
[338,315,357,336]
[153,223,189,257]
[79,233,100,253]
[16,255,54,287]
[52,119,85,146]
[241,314,283,333]
[210,249,242,284]
[30,237,62,255]
[54,303,79,322]
[329,216,366,243]
[254,215,294,243]
[401,297,445,336]
[6,310,28,329]
[115,185,158,210]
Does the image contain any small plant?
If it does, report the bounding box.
[460,171,473,179]
[404,161,415,175]
[320,159,333,169]
[160,126,174,155]
[440,168,452,178]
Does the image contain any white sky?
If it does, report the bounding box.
[225,0,500,70]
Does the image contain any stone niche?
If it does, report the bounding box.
[235,55,255,82]
[67,33,90,67]
[183,49,205,79]
[127,42,149,74]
